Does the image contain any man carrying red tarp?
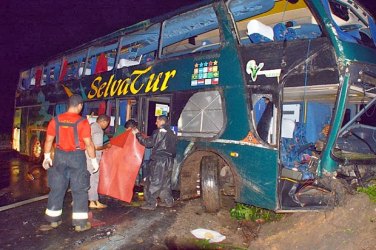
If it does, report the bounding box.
[98,119,144,203]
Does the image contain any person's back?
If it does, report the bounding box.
[52,112,89,151]
[42,94,98,232]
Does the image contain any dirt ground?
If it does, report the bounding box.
[166,192,376,250]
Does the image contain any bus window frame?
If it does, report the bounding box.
[159,3,223,59]
[321,0,376,48]
[117,23,161,69]
[175,88,227,140]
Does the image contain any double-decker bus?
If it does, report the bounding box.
[13,0,376,212]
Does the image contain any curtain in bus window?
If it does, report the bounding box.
[54,65,60,82]
[98,101,106,115]
[95,53,108,74]
[35,68,42,87]
[119,100,127,127]
[59,59,68,81]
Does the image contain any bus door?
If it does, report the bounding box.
[141,96,171,136]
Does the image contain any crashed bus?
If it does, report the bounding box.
[13,0,376,212]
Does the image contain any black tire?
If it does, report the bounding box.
[200,156,221,212]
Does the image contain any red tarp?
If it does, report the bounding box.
[98,129,145,202]
[59,58,68,81]
[94,53,108,74]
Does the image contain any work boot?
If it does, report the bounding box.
[140,203,157,210]
[39,220,62,231]
[158,201,174,208]
[74,222,91,232]
[89,201,107,209]
[50,220,62,228]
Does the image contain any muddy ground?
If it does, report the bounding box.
[167,192,376,250]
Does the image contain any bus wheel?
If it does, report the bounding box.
[200,156,221,213]
[30,136,43,163]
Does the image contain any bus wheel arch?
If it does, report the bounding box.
[179,150,238,212]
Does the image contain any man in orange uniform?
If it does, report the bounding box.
[42,94,98,232]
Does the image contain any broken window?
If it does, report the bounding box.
[178,90,224,138]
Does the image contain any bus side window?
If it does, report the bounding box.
[118,23,160,69]
[228,0,322,45]
[252,95,276,145]
[161,5,220,57]
[86,39,118,75]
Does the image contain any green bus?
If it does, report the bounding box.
[13,0,376,212]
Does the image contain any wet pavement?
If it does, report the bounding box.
[0,151,182,249]
[0,151,49,207]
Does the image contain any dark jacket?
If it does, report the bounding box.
[136,125,177,160]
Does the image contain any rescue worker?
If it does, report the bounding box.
[87,114,111,209]
[42,94,98,232]
[132,115,177,210]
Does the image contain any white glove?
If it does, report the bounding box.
[91,158,99,173]
[42,153,52,170]
[132,128,139,135]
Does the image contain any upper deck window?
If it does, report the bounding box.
[327,0,375,48]
[86,39,118,76]
[161,5,220,57]
[117,23,160,69]
[228,0,322,45]
[43,59,61,85]
[60,50,87,81]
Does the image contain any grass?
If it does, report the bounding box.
[357,183,376,203]
[230,203,283,222]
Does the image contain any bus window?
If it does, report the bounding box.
[86,39,118,75]
[118,24,160,69]
[327,0,375,48]
[18,70,31,90]
[334,76,376,163]
[178,90,224,138]
[83,100,116,135]
[43,59,61,85]
[161,5,220,57]
[59,50,87,81]
[28,66,44,88]
[228,0,322,45]
[118,99,138,128]
[251,93,276,145]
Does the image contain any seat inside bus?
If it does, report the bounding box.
[280,102,333,180]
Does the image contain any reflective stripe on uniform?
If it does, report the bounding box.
[45,209,62,217]
[72,212,88,220]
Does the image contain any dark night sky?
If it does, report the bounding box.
[0,0,200,134]
[0,0,375,135]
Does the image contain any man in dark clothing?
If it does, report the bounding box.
[42,94,98,232]
[132,115,177,210]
